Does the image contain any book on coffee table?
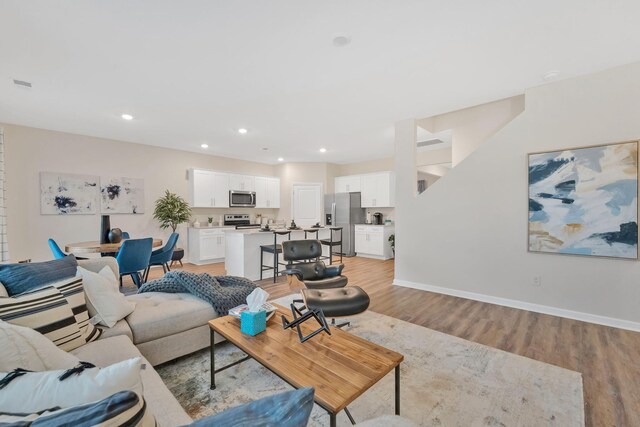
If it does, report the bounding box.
[228,302,277,321]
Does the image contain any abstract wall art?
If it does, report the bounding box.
[40,172,99,215]
[528,141,638,259]
[100,177,144,214]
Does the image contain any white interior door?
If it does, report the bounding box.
[292,183,322,227]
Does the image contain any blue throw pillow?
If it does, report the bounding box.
[187,387,315,427]
[0,255,78,296]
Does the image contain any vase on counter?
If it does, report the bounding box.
[193,220,200,228]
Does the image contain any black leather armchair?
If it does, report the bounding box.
[281,240,348,289]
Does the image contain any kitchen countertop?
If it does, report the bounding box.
[224,227,328,235]
[189,225,235,229]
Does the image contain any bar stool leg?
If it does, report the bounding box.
[260,249,264,280]
[273,251,278,283]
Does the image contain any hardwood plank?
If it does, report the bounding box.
[140,256,640,427]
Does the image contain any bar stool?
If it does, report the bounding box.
[320,227,343,265]
[260,230,291,283]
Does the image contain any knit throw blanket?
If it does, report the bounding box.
[137,271,257,316]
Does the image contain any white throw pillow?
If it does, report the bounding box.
[77,266,136,328]
[0,357,144,413]
[0,320,80,372]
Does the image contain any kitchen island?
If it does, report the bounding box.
[224,228,332,281]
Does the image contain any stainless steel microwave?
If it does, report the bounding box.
[229,190,256,207]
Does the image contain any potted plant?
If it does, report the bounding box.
[208,217,214,227]
[153,191,192,267]
[388,234,395,256]
[153,190,192,233]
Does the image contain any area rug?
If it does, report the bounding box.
[156,295,585,426]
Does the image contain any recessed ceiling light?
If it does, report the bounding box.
[238,128,248,134]
[201,143,209,149]
[542,70,560,81]
[319,148,327,153]
[121,114,134,120]
[332,35,351,47]
[277,157,284,162]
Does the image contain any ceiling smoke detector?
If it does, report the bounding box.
[12,79,32,88]
[417,138,445,148]
[332,35,351,47]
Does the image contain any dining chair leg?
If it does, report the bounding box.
[143,267,149,282]
[166,262,171,272]
[178,260,183,267]
[162,264,167,274]
[119,275,123,287]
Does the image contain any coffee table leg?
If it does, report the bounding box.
[395,364,400,415]
[329,413,336,427]
[210,329,216,390]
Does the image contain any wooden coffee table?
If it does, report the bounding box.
[208,304,404,426]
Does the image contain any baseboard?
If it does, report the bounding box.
[393,278,640,332]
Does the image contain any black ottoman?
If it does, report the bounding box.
[302,286,370,326]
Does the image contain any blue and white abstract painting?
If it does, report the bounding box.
[528,141,638,259]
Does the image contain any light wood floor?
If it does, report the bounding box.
[140,256,639,427]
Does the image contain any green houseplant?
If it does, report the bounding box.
[153,190,192,233]
[388,234,395,255]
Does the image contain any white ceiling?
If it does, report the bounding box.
[1,1,640,165]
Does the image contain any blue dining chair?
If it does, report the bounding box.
[48,238,67,259]
[122,231,130,239]
[115,237,153,288]
[143,233,179,281]
[48,238,88,260]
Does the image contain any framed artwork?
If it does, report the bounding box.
[528,141,638,259]
[40,172,99,215]
[100,177,144,214]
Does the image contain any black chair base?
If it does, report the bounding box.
[143,262,171,282]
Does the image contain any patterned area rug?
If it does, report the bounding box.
[156,295,584,426]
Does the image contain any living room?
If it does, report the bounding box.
[1,2,640,426]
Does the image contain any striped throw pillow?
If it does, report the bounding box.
[50,277,101,344]
[0,390,156,427]
[0,286,87,351]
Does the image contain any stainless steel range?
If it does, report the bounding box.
[224,214,261,229]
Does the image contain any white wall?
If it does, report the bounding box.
[394,62,640,330]
[2,124,276,262]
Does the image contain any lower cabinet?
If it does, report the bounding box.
[354,225,394,260]
[188,228,227,265]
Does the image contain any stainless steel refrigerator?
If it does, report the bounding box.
[324,192,366,256]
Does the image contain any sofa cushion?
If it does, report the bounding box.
[0,255,77,296]
[124,292,215,344]
[98,318,134,341]
[0,357,144,413]
[0,320,80,372]
[0,390,155,427]
[0,286,87,351]
[51,276,101,344]
[78,266,135,328]
[72,335,192,427]
[188,387,314,427]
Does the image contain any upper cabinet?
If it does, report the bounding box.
[229,174,255,192]
[189,169,279,209]
[335,171,395,207]
[335,175,361,193]
[189,169,230,208]
[255,176,280,208]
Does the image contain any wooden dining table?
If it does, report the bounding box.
[65,239,163,254]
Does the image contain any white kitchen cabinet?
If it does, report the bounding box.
[354,225,394,260]
[335,175,361,193]
[229,174,255,192]
[254,176,280,208]
[188,228,227,264]
[360,172,395,208]
[189,169,230,208]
